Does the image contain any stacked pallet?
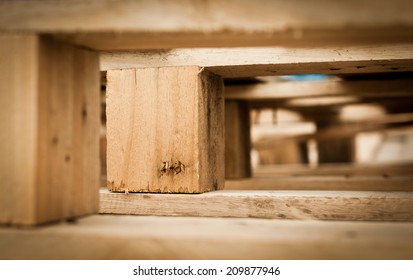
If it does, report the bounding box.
[1,0,413,259]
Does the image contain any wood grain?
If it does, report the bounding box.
[225,101,251,178]
[2,1,413,49]
[106,67,224,193]
[0,34,100,226]
[1,214,413,259]
[99,189,413,221]
[100,45,413,77]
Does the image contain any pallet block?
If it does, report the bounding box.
[0,34,100,226]
[106,66,224,193]
[225,100,251,178]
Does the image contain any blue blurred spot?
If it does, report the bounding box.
[279,74,331,81]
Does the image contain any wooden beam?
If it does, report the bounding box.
[2,1,413,49]
[225,101,251,178]
[0,34,100,226]
[253,163,413,177]
[225,79,413,101]
[99,189,413,221]
[1,215,413,259]
[100,45,413,77]
[106,67,224,193]
[225,177,413,191]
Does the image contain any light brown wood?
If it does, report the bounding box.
[253,163,413,177]
[100,45,413,77]
[1,214,413,259]
[106,67,224,193]
[225,101,251,178]
[99,189,413,221]
[253,115,413,150]
[2,1,413,49]
[225,177,413,191]
[225,78,413,100]
[0,34,100,226]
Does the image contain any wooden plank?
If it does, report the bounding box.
[225,101,251,178]
[0,34,100,226]
[225,79,413,101]
[99,189,413,221]
[100,45,413,77]
[253,163,413,177]
[225,177,413,191]
[2,1,413,49]
[106,67,224,193]
[1,214,413,259]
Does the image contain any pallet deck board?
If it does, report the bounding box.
[99,189,413,221]
[1,215,413,259]
[225,78,413,101]
[100,45,413,77]
[253,164,413,177]
[225,177,413,191]
[2,1,413,49]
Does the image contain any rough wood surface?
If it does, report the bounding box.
[2,1,413,49]
[99,189,413,221]
[1,215,413,259]
[225,177,413,191]
[106,67,224,193]
[0,34,100,226]
[225,101,251,178]
[100,45,413,77]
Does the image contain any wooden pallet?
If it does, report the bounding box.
[1,0,413,260]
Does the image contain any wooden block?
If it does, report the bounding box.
[317,137,355,163]
[106,67,224,193]
[225,101,251,178]
[1,214,413,259]
[0,34,100,226]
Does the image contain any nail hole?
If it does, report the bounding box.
[82,105,87,121]
[65,155,71,162]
